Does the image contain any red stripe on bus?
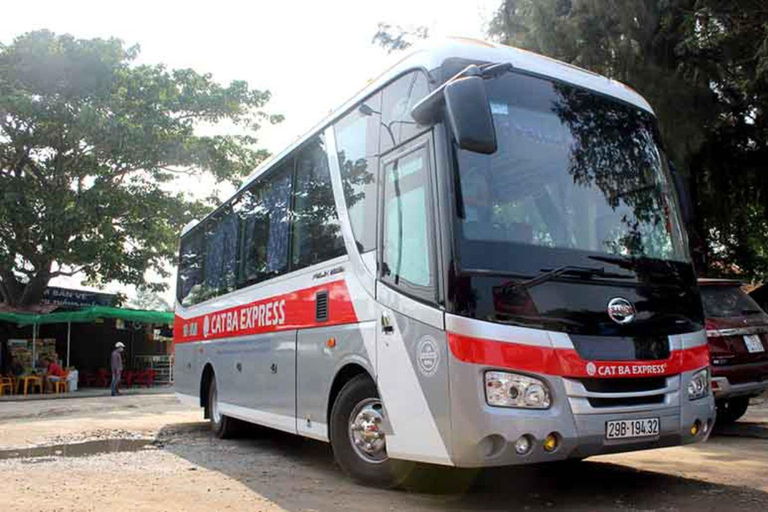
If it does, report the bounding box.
[173,280,358,343]
[447,333,709,377]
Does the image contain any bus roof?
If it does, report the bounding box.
[183,37,655,236]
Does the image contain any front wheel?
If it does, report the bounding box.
[208,377,238,439]
[329,374,413,487]
[716,396,750,425]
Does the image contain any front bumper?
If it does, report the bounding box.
[448,363,716,467]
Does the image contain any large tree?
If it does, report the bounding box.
[0,30,282,307]
[488,0,768,281]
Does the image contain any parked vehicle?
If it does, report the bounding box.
[700,279,768,423]
[174,38,715,487]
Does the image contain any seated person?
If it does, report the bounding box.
[46,357,66,386]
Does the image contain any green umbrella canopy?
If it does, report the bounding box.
[0,305,173,326]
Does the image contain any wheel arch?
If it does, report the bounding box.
[327,363,373,428]
[200,363,215,418]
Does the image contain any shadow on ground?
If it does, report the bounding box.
[712,421,768,439]
[158,421,768,512]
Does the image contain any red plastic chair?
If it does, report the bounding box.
[135,369,156,387]
[95,368,110,387]
[122,370,135,388]
[82,371,97,387]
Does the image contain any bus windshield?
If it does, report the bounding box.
[455,72,689,276]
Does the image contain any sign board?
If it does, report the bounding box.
[42,286,116,307]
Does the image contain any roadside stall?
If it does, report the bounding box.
[0,306,173,396]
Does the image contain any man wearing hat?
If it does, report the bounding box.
[111,342,125,396]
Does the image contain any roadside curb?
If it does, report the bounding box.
[0,386,172,403]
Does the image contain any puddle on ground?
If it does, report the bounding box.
[0,439,155,461]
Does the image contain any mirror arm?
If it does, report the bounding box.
[411,64,485,125]
[410,62,513,125]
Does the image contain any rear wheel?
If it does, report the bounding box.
[329,374,413,487]
[208,377,238,439]
[716,396,750,424]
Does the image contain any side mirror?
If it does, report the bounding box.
[443,76,497,155]
[668,161,693,224]
[411,64,501,155]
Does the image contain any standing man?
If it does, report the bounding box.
[111,342,125,396]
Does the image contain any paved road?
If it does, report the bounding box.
[0,393,766,511]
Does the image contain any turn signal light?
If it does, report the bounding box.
[543,433,559,452]
[690,420,701,436]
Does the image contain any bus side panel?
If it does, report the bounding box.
[207,338,249,409]
[376,307,453,466]
[219,330,297,434]
[296,322,376,441]
[173,340,200,404]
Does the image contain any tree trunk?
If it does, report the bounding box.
[0,271,24,307]
[0,270,51,308]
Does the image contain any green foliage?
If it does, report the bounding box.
[489,0,768,282]
[129,288,171,312]
[0,30,282,306]
[373,23,429,53]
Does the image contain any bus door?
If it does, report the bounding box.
[374,134,454,465]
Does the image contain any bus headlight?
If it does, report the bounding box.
[687,368,710,401]
[485,371,551,409]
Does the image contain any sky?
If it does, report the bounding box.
[2,0,499,305]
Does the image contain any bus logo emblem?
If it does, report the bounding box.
[607,297,635,324]
[416,336,440,377]
[203,316,210,338]
[586,362,597,376]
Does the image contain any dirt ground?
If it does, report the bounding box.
[1,393,767,511]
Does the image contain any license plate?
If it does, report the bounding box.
[744,335,765,354]
[606,418,660,440]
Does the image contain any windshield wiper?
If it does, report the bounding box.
[504,265,630,292]
[588,254,684,280]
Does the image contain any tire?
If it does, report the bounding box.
[208,377,238,439]
[329,374,414,487]
[716,396,750,425]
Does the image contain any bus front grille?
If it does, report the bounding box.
[577,377,668,394]
[587,394,666,408]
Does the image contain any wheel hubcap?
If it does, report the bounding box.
[348,398,387,463]
[211,384,221,425]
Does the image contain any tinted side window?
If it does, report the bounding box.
[178,230,204,306]
[380,71,430,154]
[201,208,238,300]
[236,163,293,286]
[381,146,435,299]
[334,92,381,252]
[189,209,237,304]
[292,136,345,269]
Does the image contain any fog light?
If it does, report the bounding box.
[690,420,701,436]
[514,435,532,455]
[543,433,559,452]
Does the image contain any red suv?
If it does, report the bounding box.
[699,279,768,423]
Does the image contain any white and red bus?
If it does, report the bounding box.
[174,38,714,486]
